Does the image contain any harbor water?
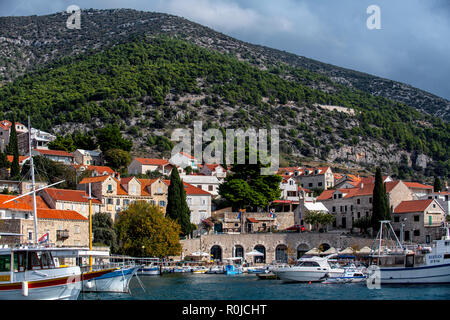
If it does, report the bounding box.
[79,273,450,300]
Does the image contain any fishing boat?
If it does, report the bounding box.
[272,254,345,282]
[246,266,268,274]
[192,266,209,274]
[224,257,244,275]
[368,220,450,284]
[206,265,225,274]
[137,258,161,276]
[80,254,139,293]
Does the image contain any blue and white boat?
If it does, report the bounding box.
[369,221,450,284]
[83,265,139,293]
[322,263,367,284]
[224,257,244,275]
[137,258,161,276]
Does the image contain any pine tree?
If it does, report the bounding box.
[8,119,20,179]
[371,167,390,232]
[433,177,442,192]
[166,168,194,236]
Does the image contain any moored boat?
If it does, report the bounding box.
[369,221,450,284]
[0,245,83,300]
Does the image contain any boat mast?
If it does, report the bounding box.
[88,182,93,271]
[28,116,39,245]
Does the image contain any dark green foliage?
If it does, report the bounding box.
[103,148,131,172]
[96,124,132,152]
[433,177,442,192]
[166,168,195,236]
[92,212,119,253]
[371,167,391,232]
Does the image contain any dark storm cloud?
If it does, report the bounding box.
[0,0,449,100]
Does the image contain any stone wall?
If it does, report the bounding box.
[180,232,374,263]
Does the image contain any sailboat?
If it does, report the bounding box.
[368,220,450,284]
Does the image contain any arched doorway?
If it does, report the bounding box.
[297,243,309,259]
[234,245,244,258]
[275,244,288,263]
[319,243,331,252]
[210,245,222,262]
[254,245,266,264]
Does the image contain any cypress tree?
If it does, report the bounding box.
[166,168,194,236]
[371,167,390,232]
[433,177,442,192]
[8,119,20,179]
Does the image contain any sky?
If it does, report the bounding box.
[1,0,449,100]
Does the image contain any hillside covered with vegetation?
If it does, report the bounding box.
[0,36,448,180]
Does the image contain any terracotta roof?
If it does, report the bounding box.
[0,120,26,131]
[404,182,433,190]
[163,180,211,195]
[34,149,73,157]
[134,158,170,166]
[7,155,29,165]
[37,208,87,220]
[73,164,115,175]
[79,175,111,184]
[247,217,259,223]
[42,188,101,204]
[394,199,434,214]
[0,194,49,210]
[179,152,196,160]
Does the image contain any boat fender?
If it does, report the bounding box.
[85,280,94,289]
[22,281,28,296]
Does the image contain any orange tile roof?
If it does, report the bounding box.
[34,149,73,157]
[73,164,115,175]
[135,158,170,166]
[7,155,29,165]
[37,208,87,220]
[179,152,196,160]
[163,180,211,195]
[404,182,433,190]
[394,199,434,214]
[78,175,111,184]
[42,188,101,204]
[0,194,49,210]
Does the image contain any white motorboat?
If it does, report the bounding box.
[322,263,367,284]
[206,265,225,274]
[0,245,83,300]
[192,266,209,274]
[272,254,345,282]
[137,258,161,275]
[82,265,139,293]
[369,221,450,284]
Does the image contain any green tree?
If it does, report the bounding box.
[115,201,182,258]
[8,119,20,179]
[104,148,131,172]
[371,167,391,232]
[93,212,119,253]
[166,168,195,237]
[433,177,442,192]
[96,124,132,153]
[218,145,281,211]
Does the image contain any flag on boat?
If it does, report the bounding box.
[269,209,275,218]
[38,232,49,243]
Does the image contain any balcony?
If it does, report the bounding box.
[56,229,69,241]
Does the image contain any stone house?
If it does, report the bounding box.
[403,182,434,198]
[39,187,102,218]
[72,149,104,166]
[127,157,173,176]
[291,166,335,190]
[199,164,227,180]
[419,191,450,215]
[0,194,88,247]
[32,149,74,164]
[169,152,199,170]
[392,199,446,244]
[0,120,28,152]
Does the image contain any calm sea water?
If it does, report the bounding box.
[78,273,450,300]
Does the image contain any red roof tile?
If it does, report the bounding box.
[34,149,73,157]
[37,208,87,220]
[404,182,433,190]
[0,194,49,210]
[79,175,111,184]
[42,188,101,204]
[7,155,29,165]
[163,180,211,195]
[394,199,434,214]
[135,158,170,166]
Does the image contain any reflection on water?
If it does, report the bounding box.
[79,273,450,300]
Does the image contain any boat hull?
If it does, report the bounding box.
[0,267,82,300]
[379,263,450,284]
[138,267,160,275]
[274,269,328,282]
[82,266,138,293]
